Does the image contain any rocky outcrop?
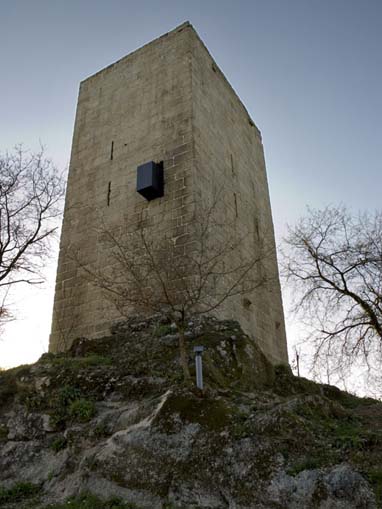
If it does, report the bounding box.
[0,316,380,508]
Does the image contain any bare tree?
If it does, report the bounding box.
[291,346,301,377]
[0,145,64,324]
[76,196,273,382]
[283,205,382,384]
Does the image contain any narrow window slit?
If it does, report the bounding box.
[233,193,238,217]
[230,154,235,177]
[107,182,111,206]
[110,141,114,160]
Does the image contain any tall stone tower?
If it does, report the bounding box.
[50,22,288,365]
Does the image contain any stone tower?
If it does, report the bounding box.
[49,22,288,365]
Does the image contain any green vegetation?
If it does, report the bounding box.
[92,422,110,439]
[50,435,67,453]
[0,318,381,506]
[158,390,232,432]
[55,386,82,406]
[367,468,382,507]
[68,399,96,423]
[0,425,8,442]
[0,372,17,407]
[287,457,324,476]
[49,386,96,429]
[42,493,137,508]
[49,354,112,369]
[0,482,41,504]
[153,324,173,337]
[331,420,367,450]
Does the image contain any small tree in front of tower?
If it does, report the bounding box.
[76,194,275,382]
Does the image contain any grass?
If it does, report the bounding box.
[332,421,366,450]
[42,493,137,508]
[50,354,113,368]
[0,482,41,504]
[366,468,382,507]
[287,457,325,476]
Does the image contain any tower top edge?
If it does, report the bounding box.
[79,20,262,138]
[80,21,194,85]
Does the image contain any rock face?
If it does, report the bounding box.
[0,316,381,508]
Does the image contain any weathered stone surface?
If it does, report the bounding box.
[0,317,380,507]
[267,466,376,508]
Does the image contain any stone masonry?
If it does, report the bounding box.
[49,22,288,365]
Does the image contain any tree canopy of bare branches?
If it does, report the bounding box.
[284,205,382,382]
[0,145,64,323]
[77,196,273,381]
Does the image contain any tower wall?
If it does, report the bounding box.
[50,22,288,365]
[50,23,196,351]
[190,33,288,364]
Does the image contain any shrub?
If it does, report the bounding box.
[50,435,67,453]
[56,386,82,406]
[49,386,83,429]
[48,386,97,428]
[68,399,96,422]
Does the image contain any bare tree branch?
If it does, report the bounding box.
[283,205,382,389]
[0,145,64,328]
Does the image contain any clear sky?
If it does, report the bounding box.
[1,0,381,374]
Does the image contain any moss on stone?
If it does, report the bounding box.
[158,389,232,432]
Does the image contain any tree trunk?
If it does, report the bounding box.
[177,327,191,383]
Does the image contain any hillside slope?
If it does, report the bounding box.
[0,316,381,508]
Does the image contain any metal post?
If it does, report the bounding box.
[193,346,204,390]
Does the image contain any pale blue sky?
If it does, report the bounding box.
[0,0,381,369]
